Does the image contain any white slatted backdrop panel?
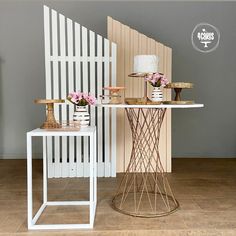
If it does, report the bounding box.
[43,6,117,178]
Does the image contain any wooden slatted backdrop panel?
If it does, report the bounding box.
[108,17,172,172]
[44,6,117,177]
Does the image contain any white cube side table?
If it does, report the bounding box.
[27,127,97,230]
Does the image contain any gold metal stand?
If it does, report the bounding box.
[128,73,150,103]
[164,82,194,104]
[102,87,125,104]
[112,108,179,217]
[34,99,65,129]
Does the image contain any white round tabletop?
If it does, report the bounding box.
[97,103,204,109]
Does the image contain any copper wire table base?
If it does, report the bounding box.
[112,108,179,217]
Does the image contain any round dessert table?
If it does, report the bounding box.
[100,103,204,217]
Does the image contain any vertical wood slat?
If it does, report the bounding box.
[133,30,139,98]
[121,25,126,173]
[51,9,61,178]
[111,43,117,177]
[163,46,168,171]
[82,26,89,177]
[129,29,134,98]
[67,18,76,177]
[108,19,119,173]
[113,20,125,173]
[156,42,166,170]
[59,13,69,177]
[124,27,136,172]
[108,17,117,176]
[104,39,110,177]
[166,47,172,172]
[89,30,96,175]
[147,38,156,97]
[108,17,172,173]
[96,35,104,176]
[89,31,96,127]
[74,22,83,177]
[44,6,51,99]
[124,25,131,170]
[43,6,54,178]
[139,34,147,96]
[147,37,156,172]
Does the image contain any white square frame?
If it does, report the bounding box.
[27,127,97,230]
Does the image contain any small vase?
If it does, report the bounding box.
[73,106,90,128]
[151,87,163,102]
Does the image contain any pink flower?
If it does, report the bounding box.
[85,93,96,105]
[145,73,169,87]
[67,91,96,106]
[160,76,169,86]
[153,73,162,80]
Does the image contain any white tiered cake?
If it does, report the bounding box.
[133,55,158,73]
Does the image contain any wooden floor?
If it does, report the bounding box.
[0,158,236,236]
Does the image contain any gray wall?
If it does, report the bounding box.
[0,1,236,158]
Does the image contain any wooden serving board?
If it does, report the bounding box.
[163,101,194,105]
[125,98,162,105]
[34,99,65,104]
[165,82,193,89]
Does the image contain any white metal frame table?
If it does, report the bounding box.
[27,127,97,230]
[100,104,204,217]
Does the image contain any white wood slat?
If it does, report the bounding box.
[43,6,54,178]
[96,34,104,177]
[104,38,110,177]
[89,30,96,127]
[67,18,76,177]
[59,13,69,177]
[111,43,117,177]
[75,22,83,177]
[82,26,89,177]
[42,137,47,203]
[44,6,51,100]
[89,30,97,175]
[51,9,61,178]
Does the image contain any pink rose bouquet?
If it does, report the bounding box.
[67,92,96,106]
[145,73,169,87]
